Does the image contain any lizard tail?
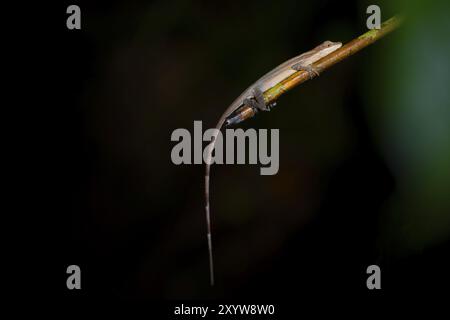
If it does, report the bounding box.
[205,162,214,286]
[204,117,227,286]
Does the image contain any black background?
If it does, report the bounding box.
[23,0,450,311]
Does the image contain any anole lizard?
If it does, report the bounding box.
[204,40,342,286]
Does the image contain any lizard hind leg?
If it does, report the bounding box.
[243,87,270,112]
[291,63,320,80]
[243,97,258,110]
[253,87,270,111]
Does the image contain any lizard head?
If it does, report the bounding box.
[316,40,343,57]
[322,40,342,49]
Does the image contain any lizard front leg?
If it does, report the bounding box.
[291,63,320,79]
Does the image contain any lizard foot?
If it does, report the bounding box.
[291,64,320,80]
[267,101,277,111]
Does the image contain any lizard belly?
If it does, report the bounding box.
[258,68,297,92]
